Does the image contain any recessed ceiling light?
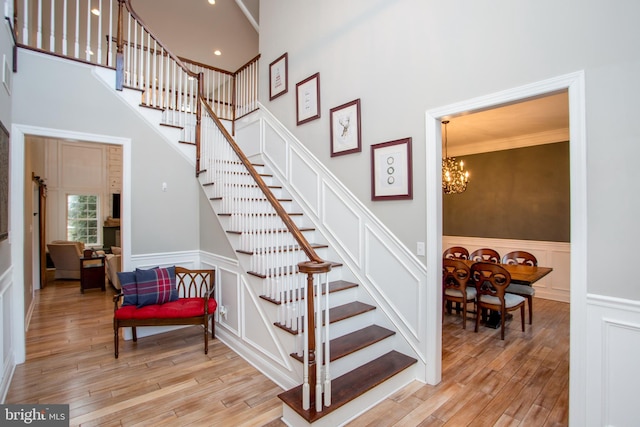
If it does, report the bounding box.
[214,50,221,56]
[208,0,215,4]
[91,8,100,16]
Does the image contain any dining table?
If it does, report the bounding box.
[459,259,552,284]
[459,259,553,328]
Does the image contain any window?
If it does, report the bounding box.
[67,194,99,244]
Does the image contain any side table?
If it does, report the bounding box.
[80,255,106,293]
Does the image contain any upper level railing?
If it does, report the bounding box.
[10,0,259,125]
[9,0,331,412]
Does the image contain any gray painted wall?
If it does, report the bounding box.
[198,188,236,257]
[443,142,570,242]
[259,0,640,300]
[11,51,200,255]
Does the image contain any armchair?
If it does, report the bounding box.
[47,241,85,280]
[105,246,122,289]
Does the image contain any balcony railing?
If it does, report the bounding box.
[10,0,259,125]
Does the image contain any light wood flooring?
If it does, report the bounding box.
[6,279,569,426]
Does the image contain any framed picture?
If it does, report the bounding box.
[269,52,288,100]
[330,98,361,157]
[371,137,413,201]
[296,72,320,125]
[0,120,9,241]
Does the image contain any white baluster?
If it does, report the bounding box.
[302,274,310,411]
[36,0,42,49]
[324,271,331,407]
[74,0,80,57]
[49,0,55,52]
[96,0,102,63]
[85,1,91,61]
[315,276,323,412]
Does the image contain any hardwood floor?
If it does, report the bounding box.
[6,280,569,426]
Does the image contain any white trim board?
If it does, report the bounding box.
[425,71,587,423]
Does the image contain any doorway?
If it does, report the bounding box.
[9,124,131,364]
[424,71,588,424]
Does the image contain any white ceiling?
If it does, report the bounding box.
[442,91,570,156]
[130,0,259,72]
[127,2,568,154]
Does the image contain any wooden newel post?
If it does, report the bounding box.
[298,260,332,410]
[115,0,124,90]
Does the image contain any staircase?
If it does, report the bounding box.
[197,154,418,426]
[16,0,430,426]
[88,43,424,427]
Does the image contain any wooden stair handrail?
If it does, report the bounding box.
[234,53,262,75]
[199,99,325,265]
[117,0,202,169]
[119,0,198,80]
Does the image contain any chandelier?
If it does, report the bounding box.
[441,120,469,194]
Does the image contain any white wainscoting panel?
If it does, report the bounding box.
[443,236,570,302]
[290,147,320,217]
[200,251,298,390]
[240,275,293,371]
[365,225,422,341]
[322,184,362,268]
[235,119,261,158]
[0,267,15,403]
[263,123,289,182]
[586,294,640,427]
[215,266,241,337]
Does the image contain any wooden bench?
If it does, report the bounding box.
[113,266,216,358]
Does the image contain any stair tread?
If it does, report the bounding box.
[329,301,376,323]
[226,226,315,235]
[274,301,376,334]
[218,212,304,217]
[260,279,357,305]
[278,350,417,423]
[249,261,342,279]
[290,324,395,363]
[237,242,328,256]
[208,196,293,202]
[201,181,281,188]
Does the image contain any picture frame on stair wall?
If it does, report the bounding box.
[296,72,321,125]
[330,98,362,157]
[371,137,413,201]
[269,52,288,100]
[0,120,8,241]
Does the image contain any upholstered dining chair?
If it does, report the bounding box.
[443,258,476,329]
[443,246,469,260]
[471,262,525,340]
[502,250,538,324]
[469,248,500,264]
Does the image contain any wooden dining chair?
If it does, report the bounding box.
[443,258,476,329]
[471,262,525,340]
[443,246,470,260]
[502,250,537,324]
[469,248,500,264]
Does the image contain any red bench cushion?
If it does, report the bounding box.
[115,297,217,320]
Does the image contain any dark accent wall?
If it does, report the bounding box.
[443,141,570,242]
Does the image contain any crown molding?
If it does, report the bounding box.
[448,127,570,157]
